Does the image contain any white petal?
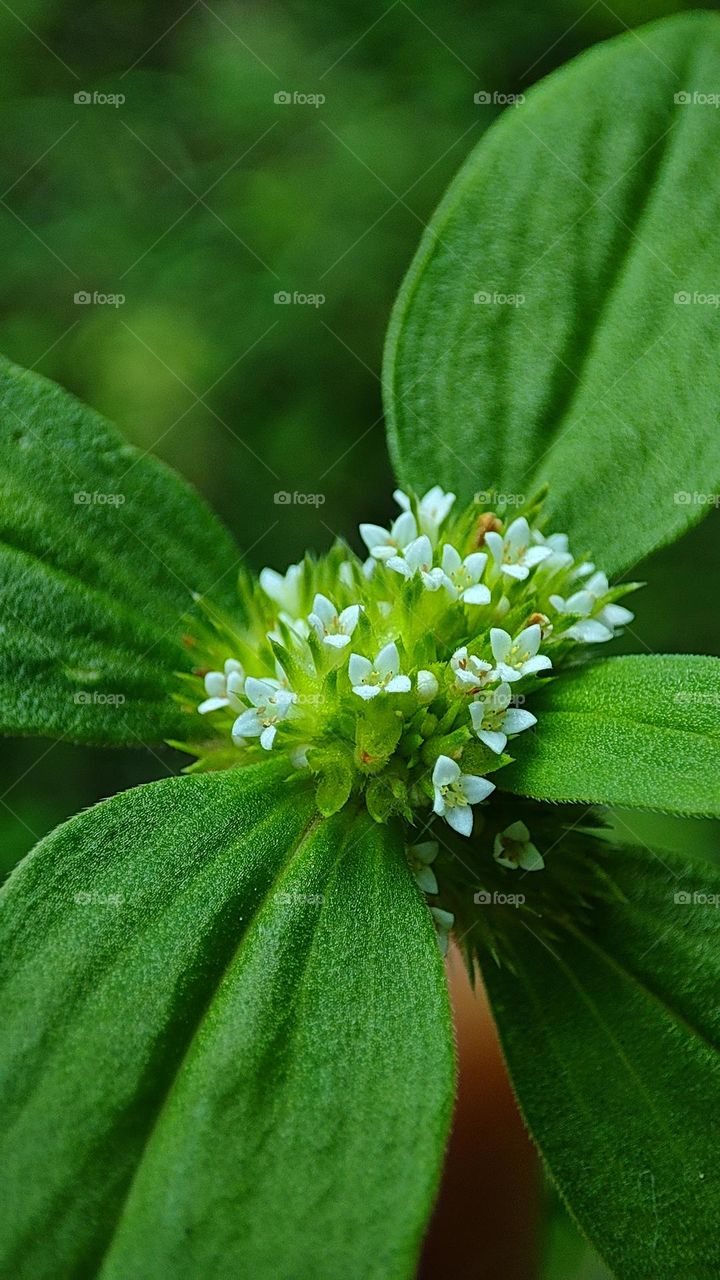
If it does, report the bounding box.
[522,655,552,675]
[462,583,491,605]
[414,865,438,895]
[461,774,495,804]
[516,624,542,656]
[260,724,277,750]
[494,662,522,683]
[432,754,460,787]
[446,805,473,837]
[524,545,551,567]
[484,531,504,563]
[224,658,243,675]
[432,789,446,816]
[204,671,225,697]
[464,552,487,579]
[311,593,336,624]
[442,543,461,574]
[504,820,530,841]
[393,487,411,511]
[244,677,275,707]
[385,674,411,693]
[566,619,612,643]
[226,671,245,695]
[488,682,512,711]
[490,628,512,662]
[375,642,400,677]
[505,516,530,550]
[479,729,507,754]
[233,709,261,738]
[359,522,390,553]
[339,604,360,633]
[198,696,228,715]
[519,843,545,871]
[392,510,417,547]
[469,702,484,732]
[501,562,529,580]
[600,603,634,627]
[416,669,439,701]
[422,568,445,591]
[502,708,536,734]
[348,653,372,685]
[353,683,380,699]
[324,633,351,648]
[387,555,411,577]
[404,534,433,573]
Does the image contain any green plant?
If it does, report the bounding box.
[2,11,720,1278]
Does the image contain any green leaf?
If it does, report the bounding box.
[0,354,241,744]
[501,655,720,816]
[479,842,720,1280]
[384,12,720,575]
[0,762,454,1279]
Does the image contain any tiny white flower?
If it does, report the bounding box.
[359,510,417,561]
[531,529,574,570]
[432,754,495,837]
[490,625,552,683]
[416,669,439,702]
[582,571,634,632]
[485,516,552,581]
[394,485,456,543]
[387,534,445,590]
[407,840,439,895]
[198,658,245,714]
[308,593,360,649]
[259,563,304,616]
[429,905,454,955]
[450,646,493,692]
[441,544,490,605]
[232,677,297,751]
[349,642,411,699]
[267,610,311,644]
[493,820,544,871]
[549,589,613,643]
[469,683,537,754]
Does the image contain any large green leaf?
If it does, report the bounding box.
[0,762,454,1279]
[0,354,241,744]
[501,655,720,816]
[479,842,720,1280]
[384,12,720,575]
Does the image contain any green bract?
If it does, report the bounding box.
[2,13,720,1280]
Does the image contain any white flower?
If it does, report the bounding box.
[394,485,456,543]
[308,593,360,649]
[441,544,490,605]
[432,754,495,837]
[550,570,633,643]
[493,820,544,871]
[450,646,493,692]
[360,510,417,561]
[387,535,445,590]
[259,563,304,616]
[198,659,245,714]
[407,840,439,895]
[469,683,536,754]
[267,610,311,644]
[232,677,297,750]
[430,906,454,955]
[485,516,552,581]
[531,529,574,570]
[349,642,411,699]
[416,669,439,702]
[490,625,552,683]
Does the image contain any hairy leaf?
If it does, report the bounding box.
[479,842,720,1279]
[0,763,454,1279]
[0,354,241,744]
[501,655,720,816]
[384,12,720,575]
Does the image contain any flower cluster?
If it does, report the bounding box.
[183,485,636,945]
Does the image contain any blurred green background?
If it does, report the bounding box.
[1,2,718,1274]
